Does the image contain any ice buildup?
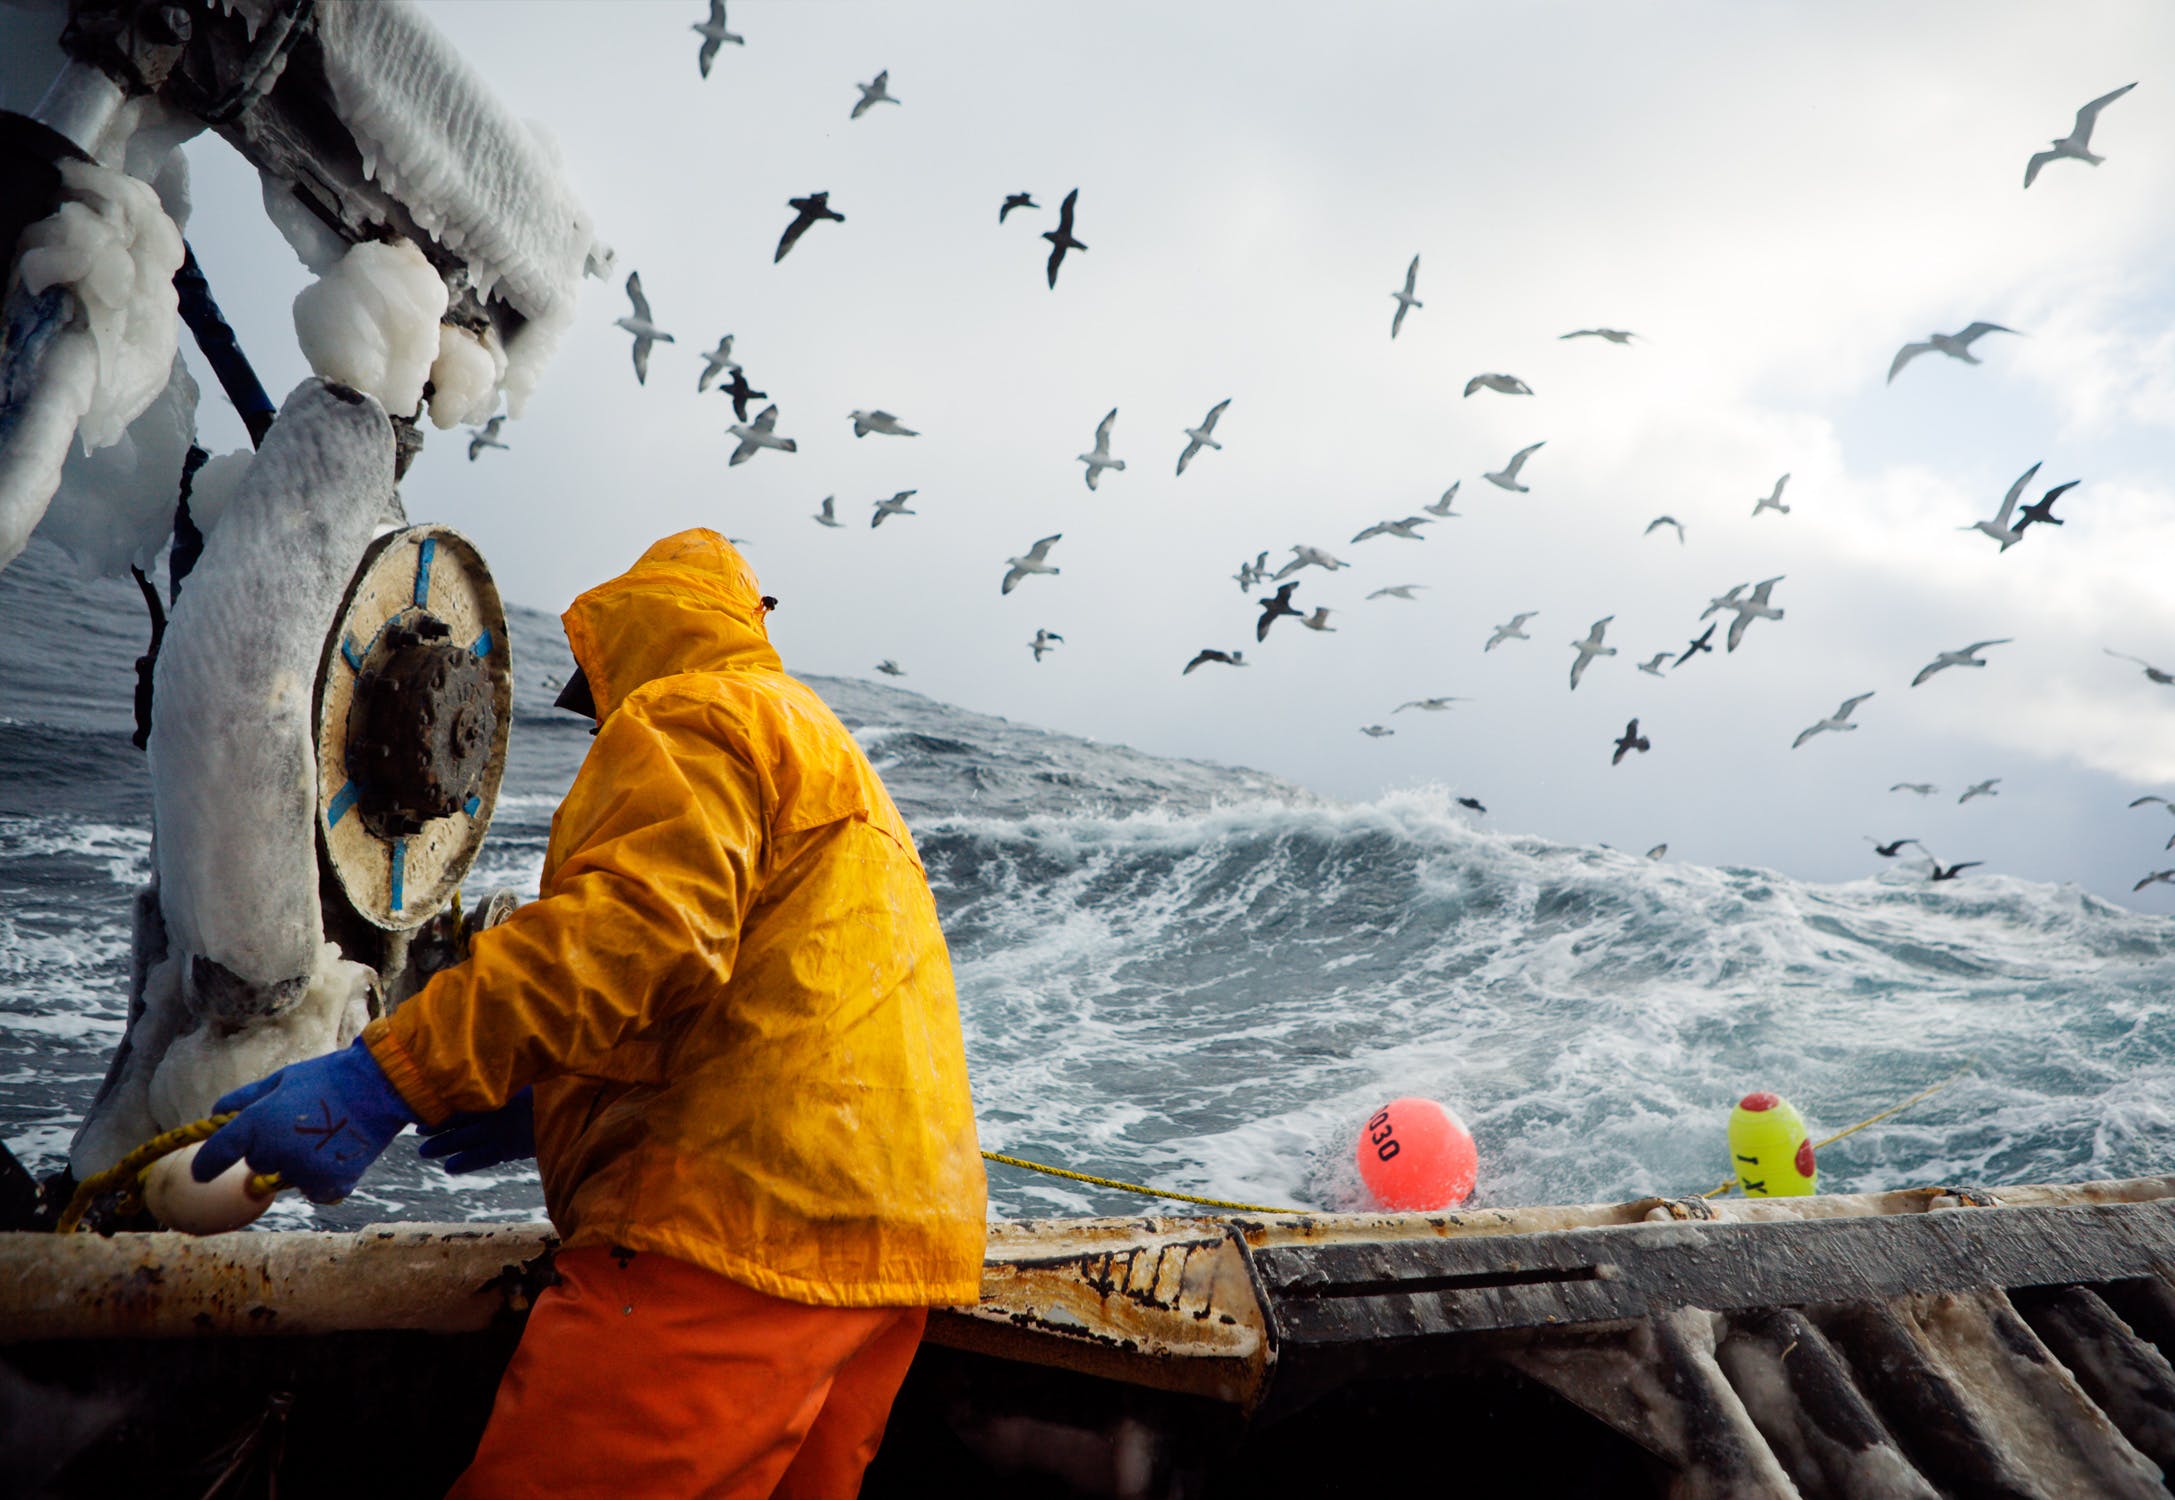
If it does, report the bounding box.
[293,237,449,418]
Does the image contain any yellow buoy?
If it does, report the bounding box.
[1728,1092,1817,1196]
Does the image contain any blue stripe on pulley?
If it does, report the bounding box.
[412,538,436,607]
[463,794,481,817]
[470,628,492,658]
[325,780,359,828]
[340,635,364,671]
[389,837,407,913]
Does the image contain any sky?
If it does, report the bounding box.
[30,1,2175,902]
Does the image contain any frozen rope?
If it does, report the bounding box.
[54,1114,282,1234]
[981,1150,1302,1215]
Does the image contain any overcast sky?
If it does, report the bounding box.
[109,2,2175,902]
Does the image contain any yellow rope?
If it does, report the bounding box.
[982,1150,1302,1215]
[55,1114,285,1234]
[1700,1061,1977,1200]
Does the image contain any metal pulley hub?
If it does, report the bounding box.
[345,615,498,837]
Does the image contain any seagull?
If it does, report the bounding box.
[1368,585,1425,601]
[1570,617,1617,689]
[850,409,919,439]
[1483,441,1546,492]
[1001,534,1062,593]
[1560,328,1637,344]
[1887,322,2016,384]
[1077,408,1124,490]
[1389,255,1422,338]
[1463,373,1534,398]
[1456,796,1487,814]
[1752,474,1791,517]
[2128,796,2175,816]
[466,415,507,462]
[1868,838,1922,858]
[721,368,767,421]
[726,404,796,465]
[999,192,1038,223]
[693,0,742,77]
[2024,83,2138,188]
[870,490,918,528]
[696,336,741,392]
[2134,870,2175,893]
[1272,545,1348,580]
[1637,652,1670,677]
[1485,612,1538,651]
[2106,650,2175,686]
[1423,483,1462,517]
[775,192,844,263]
[1964,463,2039,550]
[1177,399,1231,475]
[1360,724,1394,737]
[1725,577,1785,652]
[1300,607,1336,633]
[1645,515,1685,544]
[1646,845,1668,860]
[811,496,846,529]
[875,660,905,677]
[1891,783,1938,796]
[1929,859,1983,882]
[1612,718,1650,765]
[1042,188,1086,289]
[613,272,674,385]
[1028,629,1063,662]
[2015,479,2078,535]
[1396,697,1467,713]
[851,69,898,119]
[1673,624,1716,666]
[1233,551,1269,592]
[1183,648,1246,675]
[1958,779,2002,804]
[1351,515,1432,543]
[1256,583,1302,641]
[1700,584,1746,621]
[1911,638,2011,687]
[1792,691,1875,749]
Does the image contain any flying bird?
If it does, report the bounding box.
[812,495,842,529]
[1360,724,1395,738]
[1272,545,1348,580]
[1183,648,1246,675]
[1423,483,1462,517]
[1887,322,2016,384]
[1560,328,1636,344]
[1724,577,1785,652]
[1910,639,2011,687]
[1389,255,1422,338]
[1463,373,1533,398]
[726,404,795,465]
[1646,845,1668,861]
[1637,652,1670,677]
[692,0,742,77]
[1077,408,1124,490]
[1570,617,1617,689]
[2024,82,2138,189]
[1868,838,1922,858]
[1300,607,1336,633]
[721,367,766,421]
[696,336,741,392]
[875,660,905,677]
[2128,796,2175,816]
[1700,584,1746,621]
[1396,697,1467,713]
[1486,612,1538,651]
[1001,534,1062,593]
[851,70,898,119]
[1612,718,1650,765]
[2134,870,2175,893]
[1929,860,1983,882]
[1645,515,1685,544]
[1233,551,1269,592]
[1890,783,1939,796]
[2105,649,2174,686]
[1042,188,1086,288]
[999,192,1037,223]
[466,415,507,462]
[1792,692,1875,749]
[1028,629,1063,662]
[1752,474,1791,517]
[1177,399,1231,475]
[870,490,918,528]
[2015,479,2078,535]
[1369,585,1425,601]
[1351,515,1432,543]
[1964,463,2040,550]
[1673,624,1716,666]
[1958,779,2002,804]
[1256,583,1302,641]
[1456,797,1487,814]
[775,192,844,263]
[850,409,919,439]
[1484,441,1546,492]
[613,271,674,385]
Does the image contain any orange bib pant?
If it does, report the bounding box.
[449,1248,928,1500]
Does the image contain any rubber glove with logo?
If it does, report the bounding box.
[192,1040,417,1202]
[416,1087,535,1174]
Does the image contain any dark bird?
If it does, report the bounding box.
[2105,649,2174,686]
[2135,870,2175,893]
[1929,860,1983,882]
[1256,582,1301,642]
[1612,718,1650,766]
[1456,796,1487,814]
[874,659,905,677]
[1869,838,1922,858]
[775,192,843,263]
[1183,648,1246,675]
[721,367,766,422]
[999,192,1037,223]
[1674,624,1716,667]
[2015,479,2078,534]
[1041,188,1086,288]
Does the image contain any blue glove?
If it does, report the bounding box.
[416,1087,535,1175]
[193,1040,416,1203]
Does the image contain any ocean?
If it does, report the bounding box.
[5,538,2174,1231]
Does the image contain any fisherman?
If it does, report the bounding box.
[194,529,988,1498]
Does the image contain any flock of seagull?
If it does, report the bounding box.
[467,14,2165,895]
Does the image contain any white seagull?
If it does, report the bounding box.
[1752,474,1791,517]
[1963,462,2039,551]
[2126,796,2175,818]
[1078,408,1125,491]
[1724,577,1785,652]
[1395,696,1467,713]
[1560,328,1637,344]
[696,336,741,392]
[870,490,918,528]
[2024,83,2137,189]
[613,271,675,385]
[850,409,919,439]
[1390,255,1422,339]
[1910,638,2011,688]
[1888,322,2017,384]
[1272,545,1348,580]
[1351,515,1432,543]
[1891,783,1939,796]
[851,70,899,119]
[1028,629,1063,662]
[1001,534,1062,594]
[1484,441,1546,492]
[1645,515,1685,544]
[1485,612,1538,651]
[1360,725,1395,738]
[1637,652,1671,677]
[1423,483,1462,517]
[693,0,743,78]
[1300,607,1337,633]
[1369,585,1426,601]
[1958,778,2002,804]
[1701,583,1747,621]
[1792,692,1875,750]
[1177,399,1231,475]
[466,415,508,462]
[1463,373,1534,398]
[1569,617,1617,689]
[813,495,842,528]
[2106,649,2175,686]
[726,403,796,465]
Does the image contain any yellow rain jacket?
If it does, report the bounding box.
[365,530,986,1307]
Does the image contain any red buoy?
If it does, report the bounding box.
[1356,1098,1477,1211]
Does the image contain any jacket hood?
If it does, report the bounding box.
[561,529,779,718]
